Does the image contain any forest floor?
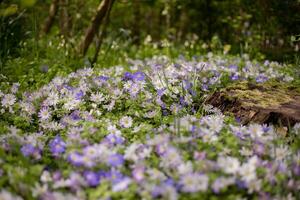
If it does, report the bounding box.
[0,53,299,199]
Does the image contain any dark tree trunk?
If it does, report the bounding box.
[132,0,141,44]
[79,0,114,56]
[92,0,114,65]
[59,0,71,38]
[42,0,59,34]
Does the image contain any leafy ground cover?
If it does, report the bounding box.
[0,54,299,199]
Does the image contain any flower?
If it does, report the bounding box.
[83,171,100,187]
[217,156,240,174]
[90,92,105,103]
[248,124,264,138]
[1,94,16,108]
[112,177,132,192]
[21,144,36,157]
[212,177,235,193]
[49,136,66,156]
[38,107,51,121]
[119,116,133,128]
[68,152,84,166]
[256,74,268,83]
[105,133,124,145]
[132,71,145,81]
[180,173,209,193]
[107,153,124,167]
[239,156,258,183]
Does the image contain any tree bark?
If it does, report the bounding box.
[92,0,114,65]
[42,0,59,34]
[206,82,300,127]
[132,0,141,44]
[79,0,114,56]
[59,0,71,38]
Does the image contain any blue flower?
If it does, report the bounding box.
[49,136,66,156]
[107,153,124,167]
[105,133,124,145]
[256,74,268,83]
[98,75,109,81]
[67,151,83,166]
[132,71,145,81]
[21,144,35,157]
[230,73,239,81]
[83,171,100,187]
[75,90,84,100]
[123,72,133,81]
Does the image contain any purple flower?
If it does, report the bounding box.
[105,133,124,145]
[112,177,132,192]
[49,136,66,156]
[107,154,124,167]
[183,80,193,90]
[254,142,265,156]
[75,90,84,100]
[202,84,209,91]
[70,110,81,121]
[230,73,239,81]
[106,169,124,184]
[133,71,145,81]
[68,151,84,166]
[83,171,100,187]
[21,144,36,157]
[292,163,300,176]
[123,72,133,81]
[157,88,166,96]
[99,75,109,81]
[256,74,268,83]
[132,166,145,182]
[179,96,187,106]
[229,65,238,71]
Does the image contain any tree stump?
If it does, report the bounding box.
[206,81,300,127]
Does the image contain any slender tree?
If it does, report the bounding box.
[59,0,71,38]
[79,0,115,56]
[41,0,59,34]
[92,0,114,65]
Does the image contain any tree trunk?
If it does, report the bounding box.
[92,0,114,65]
[59,0,71,38]
[132,0,141,44]
[79,0,114,56]
[42,0,59,34]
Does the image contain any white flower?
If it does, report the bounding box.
[112,177,132,192]
[177,161,193,175]
[40,171,52,183]
[90,92,105,103]
[247,179,262,194]
[0,190,23,200]
[217,156,240,174]
[248,124,264,138]
[239,147,253,157]
[1,94,16,108]
[239,156,258,183]
[63,98,81,111]
[293,123,300,135]
[180,173,209,193]
[46,92,59,106]
[38,107,51,121]
[120,116,133,128]
[273,145,291,161]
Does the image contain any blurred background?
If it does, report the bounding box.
[0,0,299,83]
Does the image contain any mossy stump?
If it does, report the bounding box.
[207,81,300,127]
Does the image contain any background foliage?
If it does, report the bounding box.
[0,0,299,83]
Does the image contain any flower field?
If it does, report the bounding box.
[0,54,299,200]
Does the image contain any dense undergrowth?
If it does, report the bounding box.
[0,50,300,199]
